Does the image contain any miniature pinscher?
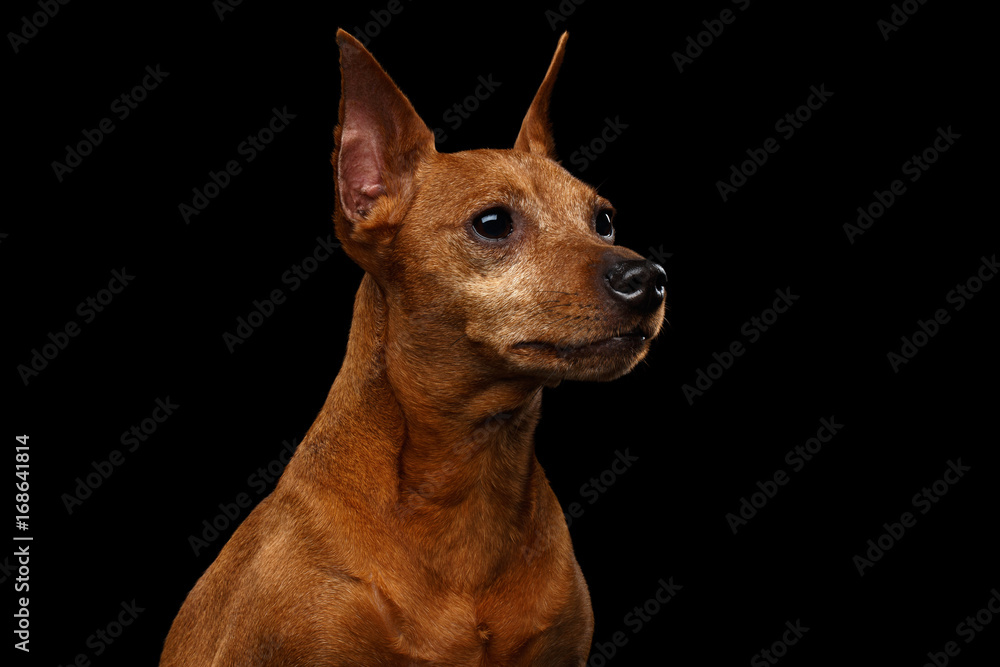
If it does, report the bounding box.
[161,29,666,666]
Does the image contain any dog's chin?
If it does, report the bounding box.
[505,331,652,383]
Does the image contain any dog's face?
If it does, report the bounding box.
[382,149,665,383]
[334,31,666,384]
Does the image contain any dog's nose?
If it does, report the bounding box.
[604,259,667,312]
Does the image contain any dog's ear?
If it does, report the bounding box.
[333,30,435,266]
[514,32,568,160]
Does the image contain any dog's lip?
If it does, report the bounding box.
[512,328,649,356]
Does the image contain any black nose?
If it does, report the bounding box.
[604,259,667,312]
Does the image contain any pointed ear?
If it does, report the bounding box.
[333,29,435,251]
[514,32,568,159]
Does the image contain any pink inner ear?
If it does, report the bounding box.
[335,31,435,224]
[338,121,386,219]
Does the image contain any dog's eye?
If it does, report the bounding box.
[472,208,513,240]
[595,209,615,238]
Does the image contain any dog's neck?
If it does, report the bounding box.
[302,273,553,572]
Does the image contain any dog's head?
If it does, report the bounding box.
[332,30,665,384]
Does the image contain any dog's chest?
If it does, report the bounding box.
[366,576,576,664]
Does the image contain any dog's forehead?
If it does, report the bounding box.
[416,149,599,227]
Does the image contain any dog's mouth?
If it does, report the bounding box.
[512,327,649,359]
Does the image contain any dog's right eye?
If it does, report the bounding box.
[472,208,514,240]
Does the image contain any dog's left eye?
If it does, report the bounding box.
[472,208,514,240]
[595,209,615,238]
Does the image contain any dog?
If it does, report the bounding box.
[160,29,666,666]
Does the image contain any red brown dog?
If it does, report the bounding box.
[161,30,666,666]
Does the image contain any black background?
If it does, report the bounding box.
[6,0,996,664]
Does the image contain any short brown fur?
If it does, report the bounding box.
[161,30,665,666]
